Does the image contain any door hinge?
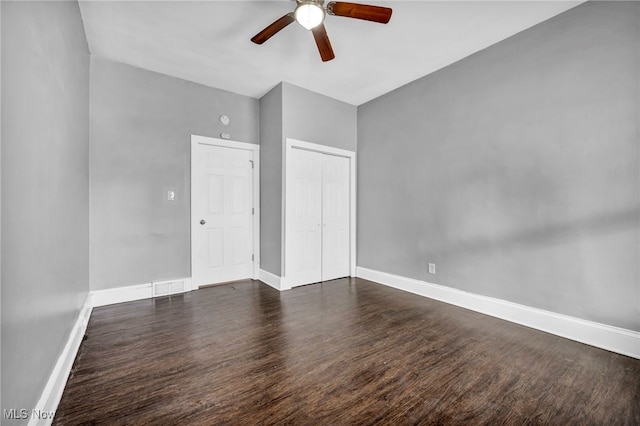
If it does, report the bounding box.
[252,207,255,215]
[249,160,254,169]
[252,254,254,261]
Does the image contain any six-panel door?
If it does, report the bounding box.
[192,143,254,287]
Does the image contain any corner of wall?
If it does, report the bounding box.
[0,0,4,411]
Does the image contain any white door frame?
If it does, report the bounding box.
[282,138,356,289]
[191,134,260,285]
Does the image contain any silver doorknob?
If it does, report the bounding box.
[200,220,206,225]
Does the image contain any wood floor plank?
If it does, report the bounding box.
[54,278,640,425]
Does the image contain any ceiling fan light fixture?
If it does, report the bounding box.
[295,2,325,30]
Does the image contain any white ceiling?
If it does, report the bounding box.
[79,1,583,106]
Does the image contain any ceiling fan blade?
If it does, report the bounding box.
[327,2,392,24]
[311,24,335,62]
[251,13,295,44]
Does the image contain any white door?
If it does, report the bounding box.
[321,154,350,281]
[286,148,323,285]
[285,148,350,287]
[192,143,254,287]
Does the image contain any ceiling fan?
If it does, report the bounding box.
[251,1,393,62]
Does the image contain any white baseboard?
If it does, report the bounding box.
[356,266,640,359]
[91,283,152,307]
[259,269,287,291]
[91,277,192,308]
[29,294,93,426]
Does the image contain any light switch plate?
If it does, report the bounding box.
[167,190,176,201]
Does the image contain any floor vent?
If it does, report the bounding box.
[152,279,186,297]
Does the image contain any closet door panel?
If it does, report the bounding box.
[286,148,323,286]
[321,154,350,281]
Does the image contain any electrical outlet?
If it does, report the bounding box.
[428,263,436,274]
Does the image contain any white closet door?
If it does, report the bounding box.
[321,154,350,281]
[286,148,323,286]
[286,147,351,287]
[192,144,254,286]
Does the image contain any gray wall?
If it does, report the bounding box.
[357,1,639,331]
[1,0,4,409]
[1,1,90,421]
[259,84,284,275]
[90,58,259,290]
[282,82,358,152]
[259,82,357,276]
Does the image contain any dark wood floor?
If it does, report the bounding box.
[54,278,639,425]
